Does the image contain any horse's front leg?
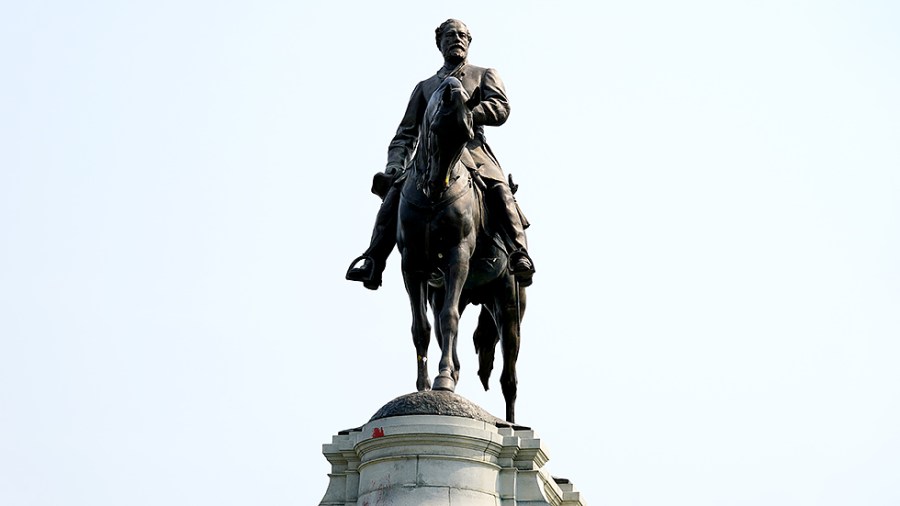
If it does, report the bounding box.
[430,287,466,386]
[432,248,470,392]
[403,271,432,391]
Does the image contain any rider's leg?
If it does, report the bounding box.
[487,182,535,285]
[346,184,400,289]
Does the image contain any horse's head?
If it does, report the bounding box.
[420,76,481,199]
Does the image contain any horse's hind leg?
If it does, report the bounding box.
[498,284,526,423]
[403,272,432,391]
[473,305,499,391]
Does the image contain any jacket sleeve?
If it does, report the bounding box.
[472,68,510,127]
[386,81,427,172]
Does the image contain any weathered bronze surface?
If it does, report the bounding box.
[369,391,513,428]
[347,20,533,423]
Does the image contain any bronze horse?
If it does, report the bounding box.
[397,76,526,423]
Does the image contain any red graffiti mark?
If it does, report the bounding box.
[372,427,385,438]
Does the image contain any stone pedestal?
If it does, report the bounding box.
[319,391,585,506]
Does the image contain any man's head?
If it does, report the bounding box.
[435,19,472,64]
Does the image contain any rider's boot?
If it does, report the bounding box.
[509,250,535,286]
[346,255,385,290]
[346,184,400,290]
[489,183,535,286]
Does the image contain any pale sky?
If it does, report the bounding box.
[1,1,899,505]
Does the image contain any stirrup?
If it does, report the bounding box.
[345,255,382,290]
[508,250,535,287]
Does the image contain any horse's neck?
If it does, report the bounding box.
[415,129,465,187]
[437,151,465,184]
[403,157,471,211]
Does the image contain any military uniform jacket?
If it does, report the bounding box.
[386,63,510,183]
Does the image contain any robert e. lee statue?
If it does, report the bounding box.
[346,19,535,289]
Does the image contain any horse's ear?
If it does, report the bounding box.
[466,86,482,109]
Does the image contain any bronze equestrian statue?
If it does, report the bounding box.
[346,20,532,423]
[346,19,534,290]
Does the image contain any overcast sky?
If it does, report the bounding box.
[2,1,899,505]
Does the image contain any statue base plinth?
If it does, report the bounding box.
[319,392,585,506]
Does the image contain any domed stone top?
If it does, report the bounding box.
[370,390,512,427]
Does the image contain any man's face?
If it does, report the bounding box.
[439,22,470,64]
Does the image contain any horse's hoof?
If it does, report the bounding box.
[416,379,432,391]
[433,374,456,392]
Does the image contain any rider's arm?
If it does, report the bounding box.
[385,81,427,173]
[472,68,510,127]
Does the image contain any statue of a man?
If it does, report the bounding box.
[346,19,535,289]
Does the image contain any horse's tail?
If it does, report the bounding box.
[473,305,498,391]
